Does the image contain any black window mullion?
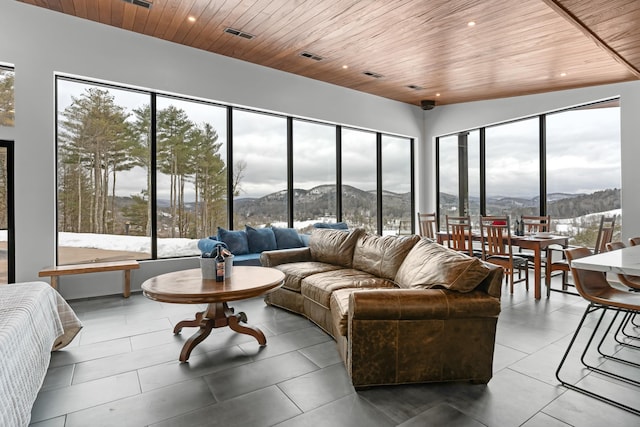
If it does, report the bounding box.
[336,126,342,223]
[479,128,486,216]
[287,117,294,227]
[435,136,441,230]
[227,107,234,229]
[376,133,383,235]
[410,138,416,234]
[150,93,158,259]
[539,114,547,216]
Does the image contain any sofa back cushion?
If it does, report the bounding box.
[352,233,420,280]
[395,239,491,292]
[272,226,305,249]
[309,228,364,268]
[245,225,277,253]
[217,227,249,255]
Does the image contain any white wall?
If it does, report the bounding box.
[421,82,640,242]
[0,1,424,298]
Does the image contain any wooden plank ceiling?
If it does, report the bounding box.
[17,0,640,107]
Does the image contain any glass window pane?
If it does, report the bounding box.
[0,67,14,127]
[485,118,540,222]
[437,134,459,230]
[546,100,621,247]
[342,128,377,233]
[381,135,411,235]
[57,79,152,264]
[233,111,287,228]
[293,120,336,232]
[156,96,227,257]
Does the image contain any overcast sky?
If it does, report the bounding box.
[58,80,619,201]
[438,106,621,198]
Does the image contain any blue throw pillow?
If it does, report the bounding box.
[272,227,304,249]
[245,225,277,253]
[217,227,249,255]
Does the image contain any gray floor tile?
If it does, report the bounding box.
[151,385,301,427]
[71,339,185,384]
[30,372,140,423]
[297,340,342,368]
[204,351,320,402]
[138,345,252,392]
[49,337,131,368]
[278,362,355,411]
[39,364,74,392]
[273,393,395,427]
[28,415,66,427]
[521,412,572,427]
[64,378,215,427]
[397,403,486,427]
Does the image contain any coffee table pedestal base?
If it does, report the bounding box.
[173,302,265,362]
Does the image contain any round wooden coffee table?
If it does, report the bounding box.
[141,266,284,362]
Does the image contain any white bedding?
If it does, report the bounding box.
[0,281,82,427]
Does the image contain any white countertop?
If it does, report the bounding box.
[570,244,640,276]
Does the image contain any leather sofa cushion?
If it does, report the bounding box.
[309,228,364,268]
[352,233,420,280]
[275,262,342,292]
[301,268,395,308]
[330,288,355,337]
[395,239,491,292]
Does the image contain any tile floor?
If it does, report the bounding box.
[30,277,640,427]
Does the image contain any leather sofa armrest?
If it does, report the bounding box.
[349,289,500,320]
[260,247,312,267]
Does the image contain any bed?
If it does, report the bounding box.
[0,281,82,426]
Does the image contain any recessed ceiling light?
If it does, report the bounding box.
[467,21,476,27]
[436,93,441,97]
[187,16,196,23]
[560,72,567,77]
[342,65,349,69]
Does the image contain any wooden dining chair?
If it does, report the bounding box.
[521,215,551,234]
[479,215,529,294]
[417,212,437,239]
[518,215,551,265]
[546,214,616,297]
[557,246,640,416]
[445,215,474,257]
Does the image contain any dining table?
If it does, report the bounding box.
[437,231,569,299]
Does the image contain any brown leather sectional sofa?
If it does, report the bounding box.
[260,227,504,388]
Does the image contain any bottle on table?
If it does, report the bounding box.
[215,246,225,282]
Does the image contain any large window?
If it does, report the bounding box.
[0,67,13,127]
[232,110,287,228]
[485,118,540,219]
[436,99,621,246]
[56,76,415,264]
[342,128,378,233]
[381,135,412,235]
[156,96,228,255]
[292,120,336,232]
[546,102,621,246]
[437,131,480,229]
[57,79,153,264]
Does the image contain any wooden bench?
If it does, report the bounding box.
[39,260,140,298]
